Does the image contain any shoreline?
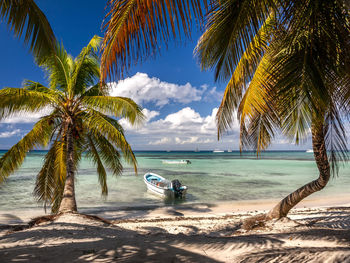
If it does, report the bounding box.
[2,193,350,225]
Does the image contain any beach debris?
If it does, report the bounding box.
[241,214,267,231]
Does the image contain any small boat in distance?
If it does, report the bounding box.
[306,149,313,153]
[162,160,191,164]
[144,172,187,198]
[213,149,224,153]
[227,149,232,153]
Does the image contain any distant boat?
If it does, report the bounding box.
[144,172,187,198]
[213,149,224,153]
[227,149,232,153]
[194,147,199,152]
[306,149,313,153]
[162,160,191,164]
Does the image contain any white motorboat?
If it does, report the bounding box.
[213,149,224,153]
[306,149,313,153]
[162,160,191,164]
[144,172,187,198]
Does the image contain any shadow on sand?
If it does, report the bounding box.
[1,208,350,262]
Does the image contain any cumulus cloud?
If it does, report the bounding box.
[126,107,240,150]
[108,72,205,107]
[149,137,172,145]
[164,107,203,127]
[0,129,21,138]
[142,108,159,122]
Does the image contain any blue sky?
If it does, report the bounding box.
[0,0,310,151]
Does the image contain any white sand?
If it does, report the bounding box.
[1,196,350,262]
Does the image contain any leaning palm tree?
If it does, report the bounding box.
[0,35,144,213]
[101,0,350,219]
[0,0,56,62]
[196,0,350,219]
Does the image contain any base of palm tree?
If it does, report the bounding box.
[4,212,112,233]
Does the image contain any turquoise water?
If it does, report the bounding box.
[0,151,349,212]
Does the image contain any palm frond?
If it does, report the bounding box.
[82,110,137,173]
[40,41,73,93]
[237,55,278,153]
[70,36,102,96]
[71,56,100,97]
[324,105,348,176]
[0,115,54,183]
[87,131,123,177]
[33,140,64,212]
[237,53,273,125]
[82,96,144,125]
[281,0,350,54]
[0,0,56,62]
[215,13,276,139]
[49,138,68,214]
[81,83,109,97]
[86,135,108,195]
[0,87,57,120]
[101,0,207,80]
[195,0,276,81]
[242,108,277,154]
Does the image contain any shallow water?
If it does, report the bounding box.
[0,150,349,212]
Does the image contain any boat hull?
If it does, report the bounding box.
[144,173,187,198]
[162,160,191,164]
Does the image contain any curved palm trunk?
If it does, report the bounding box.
[267,123,330,219]
[58,123,77,213]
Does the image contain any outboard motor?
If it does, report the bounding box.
[171,179,184,198]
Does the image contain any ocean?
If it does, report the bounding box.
[0,150,349,213]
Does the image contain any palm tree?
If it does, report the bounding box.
[0,36,144,213]
[0,0,56,61]
[196,0,350,219]
[101,0,350,219]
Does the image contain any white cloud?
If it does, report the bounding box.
[108,72,204,107]
[164,107,203,127]
[142,108,159,122]
[149,137,172,145]
[0,129,21,138]
[125,107,240,150]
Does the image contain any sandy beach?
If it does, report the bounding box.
[1,196,350,262]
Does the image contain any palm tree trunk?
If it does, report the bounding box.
[267,122,330,219]
[58,123,77,213]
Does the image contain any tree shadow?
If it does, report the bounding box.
[2,208,350,262]
[0,213,24,225]
[80,202,218,221]
[0,218,284,263]
[239,246,350,263]
[292,208,350,230]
